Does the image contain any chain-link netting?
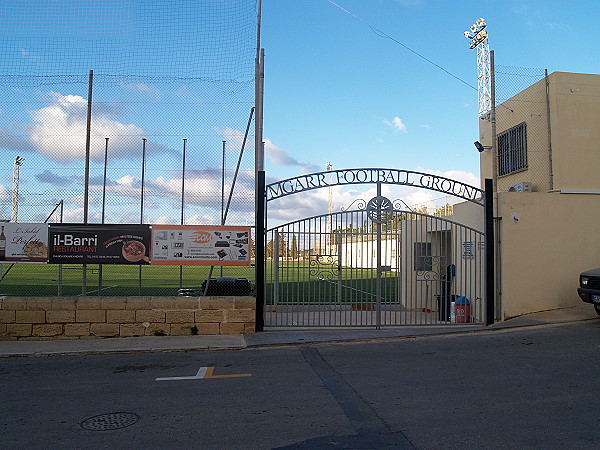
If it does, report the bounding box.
[0,1,257,296]
[494,65,549,192]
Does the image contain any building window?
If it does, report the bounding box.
[414,242,432,271]
[498,122,527,176]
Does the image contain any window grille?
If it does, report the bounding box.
[498,122,527,176]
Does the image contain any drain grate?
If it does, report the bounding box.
[81,412,140,431]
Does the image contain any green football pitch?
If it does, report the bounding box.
[0,260,389,301]
[0,263,256,297]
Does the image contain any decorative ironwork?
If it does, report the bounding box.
[341,199,367,212]
[366,196,393,224]
[309,254,339,279]
[415,256,448,281]
[392,199,414,211]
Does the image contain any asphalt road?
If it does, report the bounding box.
[1,320,599,449]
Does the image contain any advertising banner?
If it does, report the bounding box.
[0,223,49,263]
[48,224,151,265]
[151,225,251,266]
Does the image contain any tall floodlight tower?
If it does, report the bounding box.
[325,162,333,217]
[465,17,497,192]
[464,18,491,117]
[11,156,25,223]
[465,18,499,322]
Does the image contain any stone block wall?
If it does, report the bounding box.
[0,296,255,340]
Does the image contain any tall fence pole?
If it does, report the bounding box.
[139,138,147,295]
[99,137,109,296]
[220,140,226,277]
[82,69,93,297]
[223,107,254,224]
[180,139,187,290]
[254,0,264,330]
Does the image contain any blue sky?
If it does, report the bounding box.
[262,0,599,178]
[0,0,598,226]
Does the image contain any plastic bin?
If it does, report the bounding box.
[436,294,457,321]
[455,296,470,323]
[201,277,252,296]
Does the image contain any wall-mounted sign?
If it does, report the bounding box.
[266,168,484,205]
[48,224,151,264]
[0,223,48,263]
[151,225,251,266]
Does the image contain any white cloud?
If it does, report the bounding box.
[265,167,480,226]
[66,194,100,208]
[384,116,408,133]
[119,82,162,98]
[26,92,149,163]
[214,127,250,155]
[185,213,220,225]
[115,175,139,187]
[264,138,320,173]
[0,184,10,202]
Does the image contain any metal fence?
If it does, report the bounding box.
[494,65,548,191]
[265,209,485,327]
[0,1,258,296]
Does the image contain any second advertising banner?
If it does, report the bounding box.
[151,225,251,266]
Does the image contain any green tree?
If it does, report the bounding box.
[291,234,298,259]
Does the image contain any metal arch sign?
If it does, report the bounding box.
[265,168,484,206]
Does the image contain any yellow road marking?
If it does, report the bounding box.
[155,366,251,381]
[204,367,252,378]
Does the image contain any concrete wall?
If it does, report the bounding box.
[499,192,600,319]
[0,296,255,340]
[477,71,600,318]
[479,71,600,193]
[549,72,600,191]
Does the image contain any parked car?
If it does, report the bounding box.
[577,268,600,317]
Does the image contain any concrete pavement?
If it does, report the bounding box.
[0,305,597,357]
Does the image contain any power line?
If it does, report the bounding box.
[326,0,477,91]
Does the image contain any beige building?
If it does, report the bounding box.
[477,71,600,319]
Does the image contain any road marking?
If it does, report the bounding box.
[204,367,252,379]
[155,366,251,381]
[155,366,208,381]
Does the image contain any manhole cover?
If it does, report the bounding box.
[81,412,140,431]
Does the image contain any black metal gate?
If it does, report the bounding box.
[256,169,494,329]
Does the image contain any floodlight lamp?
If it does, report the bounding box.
[470,24,477,32]
[464,31,471,38]
[474,141,485,153]
[476,18,486,26]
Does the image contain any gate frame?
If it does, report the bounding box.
[255,168,495,330]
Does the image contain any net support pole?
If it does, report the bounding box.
[139,138,146,295]
[99,137,109,296]
[82,69,93,297]
[180,139,187,290]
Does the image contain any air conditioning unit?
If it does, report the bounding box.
[507,182,533,192]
